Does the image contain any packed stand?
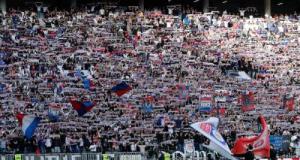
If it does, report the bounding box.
[0,7,299,158]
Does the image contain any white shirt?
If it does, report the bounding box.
[0,139,6,149]
[130,143,137,152]
[45,138,52,147]
[79,138,84,147]
[65,137,71,146]
[100,9,105,15]
[239,10,245,16]
[138,145,146,153]
[168,8,173,15]
[89,144,97,152]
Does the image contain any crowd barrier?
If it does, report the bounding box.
[0,151,209,160]
[0,152,144,160]
[3,151,298,160]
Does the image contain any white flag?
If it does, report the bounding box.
[190,117,237,160]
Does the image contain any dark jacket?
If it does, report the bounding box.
[244,150,255,160]
[270,148,277,160]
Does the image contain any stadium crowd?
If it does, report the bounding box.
[0,5,299,159]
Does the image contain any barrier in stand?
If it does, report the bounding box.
[5,151,298,160]
[0,152,144,160]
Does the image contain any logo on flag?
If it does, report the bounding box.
[200,123,212,133]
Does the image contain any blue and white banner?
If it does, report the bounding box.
[270,135,283,151]
[199,96,213,113]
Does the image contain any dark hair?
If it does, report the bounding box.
[248,144,253,150]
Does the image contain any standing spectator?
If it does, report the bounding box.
[65,134,71,153]
[89,142,97,152]
[45,136,52,153]
[244,145,255,160]
[0,134,6,153]
[270,145,277,160]
[37,137,46,154]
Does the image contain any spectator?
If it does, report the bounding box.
[244,145,255,160]
[270,145,277,160]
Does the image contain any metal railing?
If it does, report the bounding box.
[0,152,145,160]
[171,151,208,160]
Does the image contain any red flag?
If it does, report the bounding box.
[16,113,25,126]
[231,116,270,158]
[145,96,154,102]
[211,107,226,116]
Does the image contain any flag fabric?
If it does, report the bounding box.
[141,103,153,113]
[183,16,191,26]
[57,84,64,95]
[156,115,170,127]
[157,117,164,127]
[141,96,154,113]
[111,81,132,97]
[198,96,213,113]
[16,113,41,139]
[212,107,227,116]
[176,84,189,100]
[231,115,270,158]
[283,95,294,111]
[16,113,25,126]
[54,83,64,95]
[75,69,81,77]
[240,91,255,112]
[83,78,95,91]
[145,95,155,102]
[48,104,60,122]
[70,100,95,116]
[190,117,237,160]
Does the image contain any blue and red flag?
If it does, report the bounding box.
[70,100,95,116]
[16,113,41,139]
[83,78,95,91]
[176,84,189,100]
[111,81,132,97]
[240,91,255,112]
